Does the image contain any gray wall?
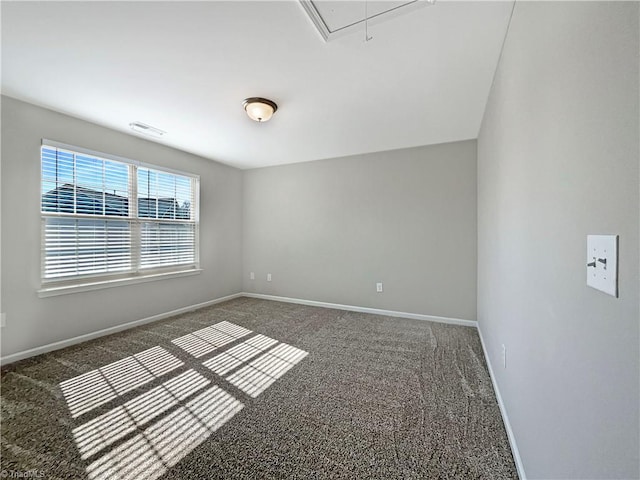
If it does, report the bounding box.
[243,141,477,321]
[477,2,639,479]
[1,96,243,358]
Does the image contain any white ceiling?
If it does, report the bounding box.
[1,1,513,169]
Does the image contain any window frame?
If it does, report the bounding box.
[39,139,201,295]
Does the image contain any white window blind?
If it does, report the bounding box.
[41,143,199,283]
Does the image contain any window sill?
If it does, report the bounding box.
[38,269,203,298]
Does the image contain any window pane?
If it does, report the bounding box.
[43,218,132,279]
[76,187,104,215]
[42,148,74,184]
[138,168,157,218]
[76,155,103,191]
[140,222,196,269]
[42,182,74,213]
[41,147,129,217]
[175,177,192,220]
[42,147,75,213]
[137,168,193,221]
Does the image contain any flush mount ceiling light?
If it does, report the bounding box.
[129,122,165,138]
[242,97,278,122]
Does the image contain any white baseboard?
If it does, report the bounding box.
[476,325,526,480]
[241,292,477,328]
[1,292,474,366]
[0,293,242,366]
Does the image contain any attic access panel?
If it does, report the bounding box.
[299,0,430,41]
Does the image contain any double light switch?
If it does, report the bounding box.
[586,234,618,297]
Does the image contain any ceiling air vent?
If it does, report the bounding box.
[129,122,165,138]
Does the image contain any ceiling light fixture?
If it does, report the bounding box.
[129,122,165,138]
[242,97,278,122]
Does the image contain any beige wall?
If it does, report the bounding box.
[477,2,639,478]
[1,96,244,358]
[243,140,477,321]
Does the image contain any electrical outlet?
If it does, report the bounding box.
[267,273,272,282]
[501,344,506,368]
[250,272,255,280]
[376,282,383,293]
[0,313,6,328]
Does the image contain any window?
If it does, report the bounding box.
[41,141,199,286]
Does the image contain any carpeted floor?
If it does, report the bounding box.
[1,297,517,479]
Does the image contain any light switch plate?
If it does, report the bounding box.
[586,234,618,297]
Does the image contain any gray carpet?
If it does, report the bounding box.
[1,297,517,479]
